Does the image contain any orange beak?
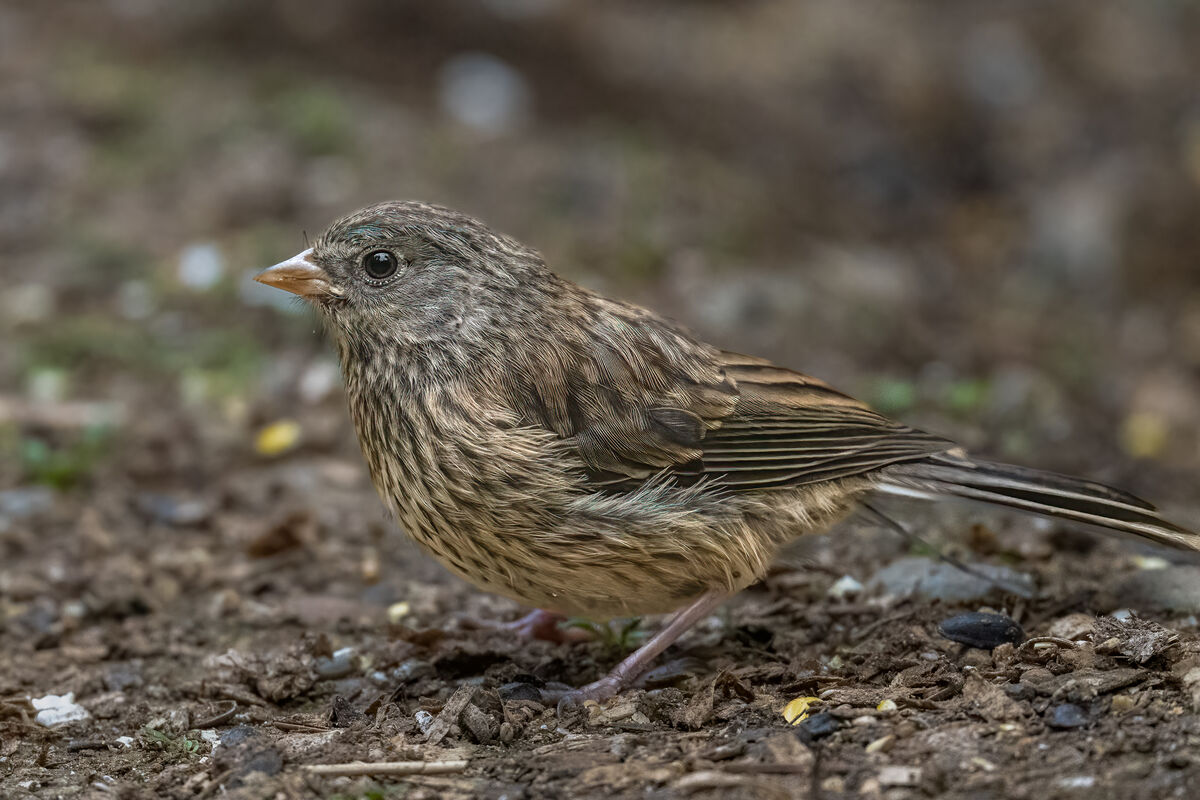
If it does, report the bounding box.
[254,249,340,298]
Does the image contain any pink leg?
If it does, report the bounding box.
[552,590,727,711]
[457,608,591,644]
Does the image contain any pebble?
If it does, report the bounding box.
[32,693,90,727]
[868,557,1035,602]
[438,52,531,135]
[136,494,212,527]
[414,710,435,734]
[0,487,55,519]
[878,765,922,787]
[1111,566,1200,613]
[392,659,434,683]
[219,726,258,748]
[794,712,840,743]
[314,647,356,679]
[938,612,1026,649]
[178,242,224,290]
[828,574,865,599]
[1046,703,1089,729]
[499,681,543,702]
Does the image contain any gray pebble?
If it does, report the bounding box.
[314,647,356,679]
[1110,566,1200,613]
[499,682,543,702]
[868,557,1035,602]
[1047,703,1089,729]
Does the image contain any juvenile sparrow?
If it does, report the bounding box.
[257,201,1199,703]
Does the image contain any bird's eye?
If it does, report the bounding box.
[363,250,399,280]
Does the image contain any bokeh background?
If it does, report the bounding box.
[4,1,1200,498]
[4,3,1200,796]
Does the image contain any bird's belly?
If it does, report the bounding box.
[384,482,810,620]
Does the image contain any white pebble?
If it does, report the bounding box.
[32,693,90,727]
[828,574,864,599]
[178,243,225,290]
[438,53,531,135]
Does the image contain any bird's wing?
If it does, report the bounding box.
[649,351,958,492]
[501,297,955,492]
[580,351,956,492]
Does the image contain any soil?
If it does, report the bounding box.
[3,2,1200,799]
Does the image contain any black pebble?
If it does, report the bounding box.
[499,681,543,702]
[1047,703,1089,729]
[938,612,1026,649]
[795,712,841,744]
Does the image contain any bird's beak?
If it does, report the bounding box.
[254,248,340,298]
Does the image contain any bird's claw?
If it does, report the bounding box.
[553,676,624,716]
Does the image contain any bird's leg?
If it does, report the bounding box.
[457,608,591,644]
[553,589,727,711]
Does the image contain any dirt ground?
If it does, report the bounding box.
[4,2,1200,798]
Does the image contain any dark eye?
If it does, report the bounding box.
[363,250,399,280]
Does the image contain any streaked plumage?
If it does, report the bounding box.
[257,201,1199,698]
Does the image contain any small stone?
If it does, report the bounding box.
[865,734,894,753]
[178,243,224,289]
[1110,695,1136,714]
[437,52,531,135]
[220,727,258,748]
[498,681,543,702]
[136,494,212,527]
[868,557,1035,602]
[938,612,1026,649]
[414,710,435,734]
[794,712,840,743]
[878,765,922,787]
[828,574,864,599]
[0,487,55,519]
[1047,703,1089,729]
[1111,567,1200,613]
[314,647,356,679]
[32,693,90,727]
[393,659,435,683]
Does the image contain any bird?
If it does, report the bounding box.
[256,200,1200,705]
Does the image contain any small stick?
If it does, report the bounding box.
[303,760,469,777]
[1018,636,1077,653]
[194,701,238,729]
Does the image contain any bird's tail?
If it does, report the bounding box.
[879,455,1200,552]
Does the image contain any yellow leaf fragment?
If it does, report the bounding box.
[387,601,411,624]
[255,419,301,456]
[1119,412,1168,459]
[782,696,821,725]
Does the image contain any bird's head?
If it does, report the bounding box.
[256,201,547,350]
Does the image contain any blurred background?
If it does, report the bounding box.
[3,0,1199,498]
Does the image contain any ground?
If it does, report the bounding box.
[4,429,1200,799]
[3,2,1200,798]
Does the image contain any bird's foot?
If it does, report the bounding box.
[551,676,624,715]
[456,609,591,644]
[547,589,729,716]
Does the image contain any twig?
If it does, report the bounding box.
[302,760,469,777]
[1018,636,1077,654]
[193,701,238,729]
[861,504,1035,598]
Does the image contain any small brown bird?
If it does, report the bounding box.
[257,201,1199,704]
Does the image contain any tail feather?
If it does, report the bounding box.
[880,456,1200,553]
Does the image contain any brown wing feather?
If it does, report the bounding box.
[505,297,956,493]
